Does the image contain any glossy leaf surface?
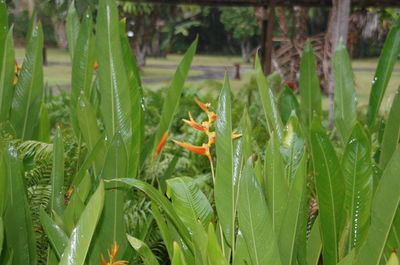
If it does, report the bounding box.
[0,27,14,122]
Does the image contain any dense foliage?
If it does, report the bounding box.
[1,0,400,265]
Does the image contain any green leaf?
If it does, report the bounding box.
[90,133,128,263]
[96,0,131,141]
[280,114,305,184]
[342,123,373,252]
[207,223,230,265]
[49,127,65,216]
[278,154,306,265]
[0,26,15,122]
[0,216,3,256]
[153,38,198,156]
[0,0,9,56]
[299,41,321,127]
[76,95,104,175]
[238,157,282,265]
[385,252,400,265]
[354,145,400,265]
[111,178,194,254]
[10,23,43,140]
[385,211,400,261]
[255,53,283,140]
[171,241,188,265]
[264,133,288,234]
[337,250,356,265]
[306,217,322,265]
[70,11,95,136]
[192,219,208,265]
[119,19,144,177]
[233,231,251,265]
[310,118,345,265]
[333,40,357,144]
[3,144,37,265]
[127,234,160,265]
[166,177,214,233]
[380,89,400,170]
[66,0,80,59]
[39,208,68,258]
[151,203,173,259]
[59,181,104,265]
[215,73,235,248]
[278,86,300,125]
[38,101,50,142]
[366,20,400,128]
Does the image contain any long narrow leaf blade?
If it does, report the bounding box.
[0,26,15,122]
[39,208,68,258]
[127,235,160,265]
[215,73,235,247]
[10,23,43,140]
[49,127,65,216]
[299,41,321,127]
[66,0,80,59]
[366,20,400,128]
[333,40,357,144]
[310,118,345,265]
[59,181,104,265]
[355,145,400,265]
[238,158,282,265]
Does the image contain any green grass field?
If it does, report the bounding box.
[15,47,400,112]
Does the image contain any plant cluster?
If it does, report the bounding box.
[0,0,400,265]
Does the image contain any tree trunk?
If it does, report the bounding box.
[241,38,251,63]
[53,18,68,50]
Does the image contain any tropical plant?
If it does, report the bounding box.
[1,0,400,264]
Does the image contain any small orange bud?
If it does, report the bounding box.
[93,61,99,70]
[154,131,168,157]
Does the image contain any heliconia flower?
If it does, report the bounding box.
[182,112,207,132]
[173,140,212,161]
[195,98,217,123]
[93,61,99,70]
[154,131,168,158]
[231,131,242,139]
[101,242,128,265]
[13,61,22,86]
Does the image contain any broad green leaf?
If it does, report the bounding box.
[255,53,283,140]
[119,19,144,178]
[192,219,208,265]
[355,145,400,265]
[233,231,251,265]
[366,20,400,128]
[66,0,80,59]
[39,208,68,258]
[62,189,86,234]
[207,223,229,265]
[238,158,282,265]
[172,241,188,265]
[0,216,3,256]
[38,101,50,142]
[111,178,194,254]
[306,217,322,265]
[26,10,36,43]
[127,235,160,265]
[278,154,306,265]
[380,89,400,170]
[10,23,43,140]
[3,144,37,265]
[0,0,8,53]
[342,123,373,252]
[96,0,131,141]
[49,127,65,216]
[166,177,214,232]
[278,86,300,125]
[334,41,357,144]
[310,118,345,265]
[59,181,104,265]
[264,133,288,234]
[153,38,198,156]
[70,11,95,136]
[90,133,128,263]
[0,26,14,122]
[299,41,321,127]
[76,95,104,175]
[152,203,173,259]
[0,155,5,216]
[338,250,356,265]
[280,114,305,184]
[386,252,400,265]
[215,73,235,248]
[385,211,400,261]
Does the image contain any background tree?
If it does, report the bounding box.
[219,6,260,62]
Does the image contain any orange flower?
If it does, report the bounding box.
[173,140,211,160]
[93,61,99,70]
[182,112,207,132]
[13,61,22,86]
[154,131,168,158]
[101,242,128,265]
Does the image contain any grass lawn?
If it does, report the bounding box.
[15,47,400,113]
